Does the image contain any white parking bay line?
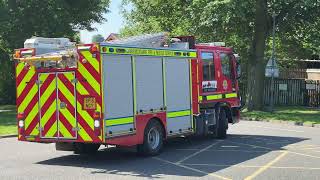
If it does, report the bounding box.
[176,140,223,164]
[153,157,232,180]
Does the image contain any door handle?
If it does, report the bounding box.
[60,102,67,109]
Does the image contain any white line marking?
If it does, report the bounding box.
[244,151,288,180]
[221,145,239,148]
[176,140,223,164]
[225,140,273,150]
[182,163,320,170]
[174,149,270,153]
[288,151,320,159]
[153,157,232,180]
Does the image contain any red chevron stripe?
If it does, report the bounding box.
[59,131,64,138]
[80,61,101,83]
[77,134,84,142]
[16,74,37,105]
[42,112,57,137]
[16,67,28,86]
[77,113,100,142]
[58,90,75,116]
[24,115,39,135]
[22,92,38,116]
[40,74,56,93]
[58,112,75,137]
[40,92,56,116]
[76,72,102,106]
[58,73,75,97]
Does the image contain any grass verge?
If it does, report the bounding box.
[241,106,320,124]
[0,105,17,136]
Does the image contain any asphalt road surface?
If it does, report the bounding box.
[1,120,320,180]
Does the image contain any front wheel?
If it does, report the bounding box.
[216,107,228,139]
[137,120,164,156]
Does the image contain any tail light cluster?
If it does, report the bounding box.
[14,48,35,59]
[93,111,101,136]
[17,112,25,135]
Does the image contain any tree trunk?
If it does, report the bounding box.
[247,0,269,111]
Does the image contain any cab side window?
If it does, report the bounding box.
[202,52,215,81]
[220,53,231,78]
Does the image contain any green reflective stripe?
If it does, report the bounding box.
[101,46,196,58]
[167,110,191,118]
[207,94,223,100]
[106,117,134,126]
[225,93,237,98]
[200,93,238,101]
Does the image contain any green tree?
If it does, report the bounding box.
[92,34,105,43]
[0,0,110,104]
[121,0,320,110]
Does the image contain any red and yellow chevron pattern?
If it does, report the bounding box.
[16,44,103,143]
[76,47,103,142]
[16,63,39,139]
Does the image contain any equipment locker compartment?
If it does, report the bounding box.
[101,44,195,138]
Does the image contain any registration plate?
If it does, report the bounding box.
[83,97,96,110]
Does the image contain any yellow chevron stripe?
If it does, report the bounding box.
[78,63,100,95]
[16,63,25,77]
[59,104,75,126]
[18,84,38,113]
[17,67,35,97]
[78,123,92,141]
[40,79,56,107]
[63,72,74,80]
[76,81,89,95]
[81,51,100,73]
[40,101,56,126]
[46,121,57,138]
[57,78,74,106]
[24,103,38,129]
[30,126,39,136]
[77,101,94,129]
[59,122,72,138]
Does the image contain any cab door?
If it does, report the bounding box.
[57,72,77,139]
[200,51,217,94]
[218,52,236,93]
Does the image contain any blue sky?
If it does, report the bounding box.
[80,0,125,43]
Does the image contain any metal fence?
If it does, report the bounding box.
[263,78,320,107]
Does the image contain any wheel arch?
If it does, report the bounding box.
[147,117,167,139]
[215,102,233,123]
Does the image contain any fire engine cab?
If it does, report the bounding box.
[14,35,241,155]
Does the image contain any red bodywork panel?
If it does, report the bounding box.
[106,112,167,147]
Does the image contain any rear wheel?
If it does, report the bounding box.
[137,120,164,156]
[216,107,227,139]
[73,143,100,154]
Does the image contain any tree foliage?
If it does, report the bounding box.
[121,0,320,110]
[92,34,105,43]
[0,0,110,104]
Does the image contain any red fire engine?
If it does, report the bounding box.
[14,35,241,155]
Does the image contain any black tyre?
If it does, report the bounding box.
[137,120,164,156]
[216,107,227,139]
[73,143,100,154]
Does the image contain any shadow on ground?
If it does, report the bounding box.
[37,134,308,178]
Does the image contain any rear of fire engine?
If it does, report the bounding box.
[14,35,241,155]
